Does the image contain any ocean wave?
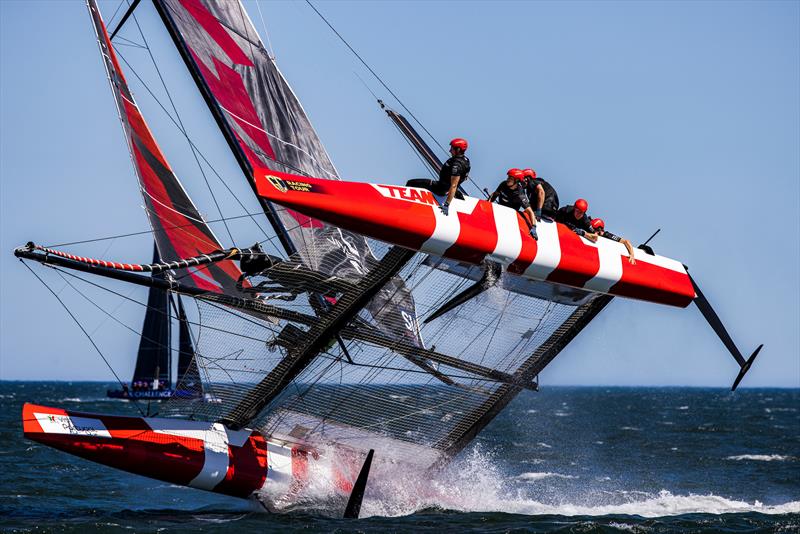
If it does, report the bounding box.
[357,449,800,519]
[725,454,795,462]
[515,472,579,481]
[361,457,800,519]
[489,491,800,517]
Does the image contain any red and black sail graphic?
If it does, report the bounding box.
[87,0,242,294]
[153,0,423,347]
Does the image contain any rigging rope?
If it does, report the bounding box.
[46,210,268,249]
[111,51,273,243]
[304,1,485,197]
[21,260,147,417]
[304,1,446,154]
[128,11,237,247]
[49,266,270,344]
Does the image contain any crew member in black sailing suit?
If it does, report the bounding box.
[437,138,471,216]
[556,198,598,242]
[489,168,538,240]
[523,168,559,220]
[590,218,637,264]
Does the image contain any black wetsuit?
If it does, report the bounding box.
[492,181,530,211]
[527,177,559,216]
[556,205,593,236]
[433,154,471,196]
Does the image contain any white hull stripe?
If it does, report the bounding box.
[422,196,481,255]
[265,442,294,487]
[188,423,230,490]
[489,203,522,266]
[149,419,253,491]
[584,239,625,293]
[525,219,562,279]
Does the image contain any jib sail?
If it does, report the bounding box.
[87,0,242,294]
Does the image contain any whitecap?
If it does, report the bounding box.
[515,471,579,481]
[620,426,641,431]
[677,406,689,410]
[537,442,552,448]
[725,454,794,462]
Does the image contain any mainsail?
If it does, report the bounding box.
[88,0,242,294]
[152,0,424,349]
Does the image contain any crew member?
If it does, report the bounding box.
[437,138,471,216]
[523,168,559,220]
[591,218,636,264]
[556,198,597,242]
[490,168,538,240]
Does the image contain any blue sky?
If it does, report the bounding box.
[0,0,797,386]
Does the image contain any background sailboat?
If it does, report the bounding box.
[106,243,204,400]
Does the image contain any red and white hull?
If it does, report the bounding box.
[254,170,696,308]
[22,403,356,507]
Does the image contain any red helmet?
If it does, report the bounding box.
[523,168,537,179]
[574,198,589,212]
[591,218,605,231]
[450,138,468,151]
[507,168,525,181]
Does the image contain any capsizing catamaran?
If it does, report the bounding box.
[16,0,762,517]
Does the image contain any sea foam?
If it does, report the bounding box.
[725,454,795,462]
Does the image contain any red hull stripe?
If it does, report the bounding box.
[254,170,696,308]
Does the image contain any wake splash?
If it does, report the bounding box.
[353,448,800,519]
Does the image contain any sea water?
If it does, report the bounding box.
[1,383,798,532]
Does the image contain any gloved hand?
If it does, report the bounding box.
[440,202,450,216]
[529,226,538,241]
[534,209,542,221]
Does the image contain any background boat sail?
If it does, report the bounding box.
[15,0,761,516]
[106,244,204,400]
